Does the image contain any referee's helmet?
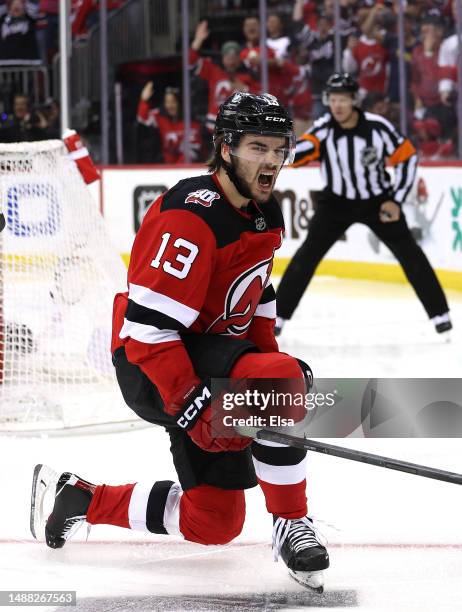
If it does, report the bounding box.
[322,73,359,105]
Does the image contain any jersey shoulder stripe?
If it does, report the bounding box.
[310,113,332,133]
[364,112,402,139]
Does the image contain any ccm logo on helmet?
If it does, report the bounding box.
[265,117,286,122]
[177,386,211,429]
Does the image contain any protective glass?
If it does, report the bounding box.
[229,133,296,166]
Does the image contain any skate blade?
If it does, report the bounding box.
[30,464,59,540]
[288,569,324,593]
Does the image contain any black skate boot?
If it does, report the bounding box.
[273,515,329,593]
[433,312,452,335]
[30,464,95,549]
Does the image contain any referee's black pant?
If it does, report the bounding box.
[276,191,449,321]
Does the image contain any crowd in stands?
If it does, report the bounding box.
[0,0,459,159]
[0,92,59,141]
[137,0,461,163]
[0,0,125,144]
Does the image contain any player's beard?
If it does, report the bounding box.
[225,154,276,204]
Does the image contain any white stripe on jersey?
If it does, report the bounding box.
[326,131,342,195]
[255,299,277,319]
[353,135,369,200]
[128,283,199,327]
[163,483,183,537]
[119,318,181,344]
[395,153,418,203]
[337,136,355,199]
[295,111,416,203]
[252,455,307,485]
[371,130,387,195]
[128,481,152,531]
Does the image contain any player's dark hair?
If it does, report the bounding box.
[207,133,225,173]
[208,133,243,173]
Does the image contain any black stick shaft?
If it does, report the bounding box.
[256,431,462,485]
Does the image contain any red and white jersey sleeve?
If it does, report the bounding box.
[136,100,160,128]
[438,34,458,94]
[246,282,279,353]
[120,203,216,407]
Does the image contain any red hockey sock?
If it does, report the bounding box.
[257,478,307,519]
[231,351,309,520]
[86,483,135,528]
[179,484,246,545]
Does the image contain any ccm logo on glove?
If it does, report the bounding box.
[176,383,211,429]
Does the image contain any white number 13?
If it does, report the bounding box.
[150,232,199,279]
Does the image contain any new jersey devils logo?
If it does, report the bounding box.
[207,259,272,335]
[185,189,220,207]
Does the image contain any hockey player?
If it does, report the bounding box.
[31,92,329,591]
[275,72,452,337]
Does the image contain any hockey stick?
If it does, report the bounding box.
[256,430,462,485]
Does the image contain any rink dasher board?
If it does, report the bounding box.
[95,164,462,287]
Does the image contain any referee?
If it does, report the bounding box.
[276,73,451,336]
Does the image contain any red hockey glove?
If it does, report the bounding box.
[168,380,252,453]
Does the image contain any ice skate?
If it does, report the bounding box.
[30,464,95,549]
[273,515,329,593]
[432,313,452,339]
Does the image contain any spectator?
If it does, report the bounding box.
[71,0,125,38]
[41,97,59,138]
[362,5,418,108]
[190,20,258,132]
[438,0,458,109]
[342,9,389,98]
[412,11,447,122]
[266,12,291,60]
[362,91,399,127]
[0,0,39,60]
[0,93,47,141]
[137,82,202,163]
[293,0,335,120]
[321,0,357,40]
[0,0,38,18]
[36,0,58,63]
[239,14,307,118]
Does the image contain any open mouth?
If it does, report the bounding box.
[257,173,274,189]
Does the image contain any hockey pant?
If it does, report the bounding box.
[86,351,308,545]
[276,191,449,321]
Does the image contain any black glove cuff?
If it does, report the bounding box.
[176,380,212,430]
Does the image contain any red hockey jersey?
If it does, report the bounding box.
[350,36,389,94]
[189,49,259,131]
[112,173,283,408]
[137,101,202,163]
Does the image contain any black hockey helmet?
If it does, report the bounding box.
[214,92,296,163]
[322,72,359,105]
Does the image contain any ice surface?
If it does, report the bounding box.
[1,277,461,611]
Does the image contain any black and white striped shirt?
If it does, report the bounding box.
[293,110,417,204]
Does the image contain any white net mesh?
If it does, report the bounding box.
[0,140,135,432]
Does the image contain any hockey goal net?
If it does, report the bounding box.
[0,140,136,433]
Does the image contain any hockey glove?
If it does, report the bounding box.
[168,379,252,453]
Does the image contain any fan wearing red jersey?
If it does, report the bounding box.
[189,21,259,132]
[31,93,329,592]
[137,82,202,163]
